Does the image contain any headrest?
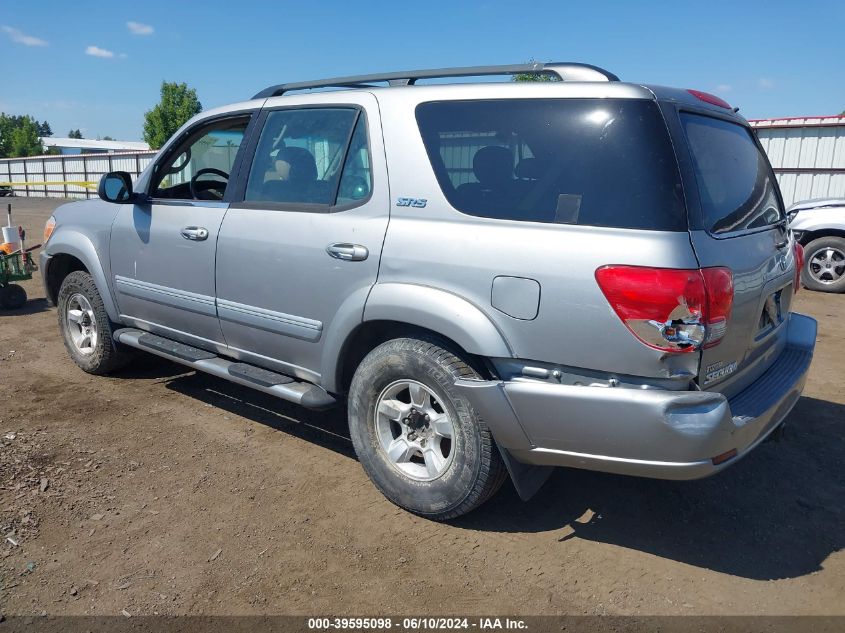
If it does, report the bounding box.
[473,146,513,186]
[275,146,318,182]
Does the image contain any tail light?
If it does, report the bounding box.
[793,241,804,294]
[595,266,734,353]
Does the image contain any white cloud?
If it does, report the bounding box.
[1,25,48,46]
[86,45,115,58]
[126,21,154,35]
[715,84,732,93]
[757,78,775,90]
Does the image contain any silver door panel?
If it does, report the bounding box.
[110,201,228,344]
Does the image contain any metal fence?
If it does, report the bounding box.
[750,116,845,207]
[0,150,157,199]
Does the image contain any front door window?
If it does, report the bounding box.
[151,117,249,201]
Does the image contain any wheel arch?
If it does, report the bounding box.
[333,320,498,396]
[320,283,513,394]
[43,232,119,321]
[798,228,845,246]
[44,253,88,305]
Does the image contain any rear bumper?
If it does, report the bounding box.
[456,312,817,480]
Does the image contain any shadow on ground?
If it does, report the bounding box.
[458,395,844,581]
[152,363,355,459]
[114,360,844,582]
[0,297,49,317]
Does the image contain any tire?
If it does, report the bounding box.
[801,236,845,293]
[0,284,27,310]
[57,271,132,374]
[348,336,507,520]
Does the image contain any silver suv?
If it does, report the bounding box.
[40,63,817,519]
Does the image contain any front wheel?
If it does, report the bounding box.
[801,236,845,293]
[348,336,506,520]
[57,271,132,374]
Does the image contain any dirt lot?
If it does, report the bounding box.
[0,197,843,617]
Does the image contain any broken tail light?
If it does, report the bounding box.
[595,266,734,353]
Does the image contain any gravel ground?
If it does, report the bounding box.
[0,197,843,617]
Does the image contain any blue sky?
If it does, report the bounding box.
[2,0,843,141]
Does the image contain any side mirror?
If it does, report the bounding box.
[98,171,135,204]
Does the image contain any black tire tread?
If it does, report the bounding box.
[350,335,507,521]
[412,338,508,516]
[57,271,132,375]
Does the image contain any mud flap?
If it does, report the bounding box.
[497,445,553,501]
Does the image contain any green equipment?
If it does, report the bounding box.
[1,203,39,310]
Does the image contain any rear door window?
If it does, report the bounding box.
[681,113,783,234]
[336,117,372,206]
[244,108,362,207]
[415,99,685,230]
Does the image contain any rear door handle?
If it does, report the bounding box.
[181,226,209,241]
[326,242,369,261]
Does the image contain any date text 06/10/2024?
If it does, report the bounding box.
[307,617,528,630]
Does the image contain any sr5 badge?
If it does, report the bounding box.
[396,197,427,208]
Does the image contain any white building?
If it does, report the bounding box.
[750,115,845,207]
[40,137,150,155]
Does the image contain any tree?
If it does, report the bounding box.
[143,81,202,149]
[68,129,83,139]
[9,116,44,156]
[513,60,559,83]
[0,115,11,157]
[513,71,557,82]
[0,113,51,157]
[102,135,114,141]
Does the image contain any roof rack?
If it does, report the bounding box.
[252,62,619,99]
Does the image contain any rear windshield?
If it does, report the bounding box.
[415,99,685,230]
[681,113,783,234]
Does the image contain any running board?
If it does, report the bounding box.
[113,328,336,410]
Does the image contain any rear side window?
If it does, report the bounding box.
[681,113,783,234]
[415,99,685,230]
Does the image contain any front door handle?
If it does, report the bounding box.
[326,242,369,261]
[181,226,209,241]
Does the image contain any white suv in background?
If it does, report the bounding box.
[789,198,845,292]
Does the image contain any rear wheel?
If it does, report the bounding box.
[801,236,845,293]
[348,336,506,520]
[57,271,132,374]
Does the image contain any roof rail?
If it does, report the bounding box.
[252,62,619,99]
